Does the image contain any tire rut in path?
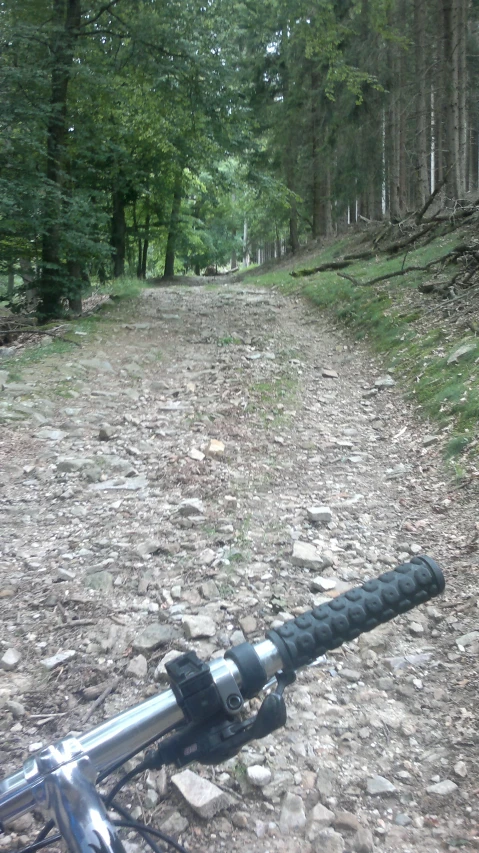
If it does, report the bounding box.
[0,283,477,853]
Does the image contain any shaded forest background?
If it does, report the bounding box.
[1,0,478,317]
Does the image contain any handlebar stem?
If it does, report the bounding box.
[23,737,126,853]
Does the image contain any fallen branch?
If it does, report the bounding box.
[429,199,479,223]
[82,676,120,724]
[415,174,449,224]
[290,260,353,278]
[385,222,437,254]
[337,272,362,286]
[336,249,459,287]
[343,250,375,261]
[373,223,394,248]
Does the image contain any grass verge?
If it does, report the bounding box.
[248,231,479,460]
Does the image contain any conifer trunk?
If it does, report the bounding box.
[164,168,183,278]
[111,189,126,278]
[414,0,429,206]
[40,0,81,317]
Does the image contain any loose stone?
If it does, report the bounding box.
[171,769,230,819]
[41,650,76,671]
[247,765,272,787]
[311,828,345,853]
[308,803,335,831]
[126,654,148,679]
[292,541,330,571]
[183,614,216,639]
[133,623,180,653]
[1,649,22,671]
[353,827,374,853]
[279,792,307,833]
[426,779,458,796]
[307,506,333,523]
[366,775,396,796]
[178,498,205,517]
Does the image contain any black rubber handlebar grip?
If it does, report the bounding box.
[266,556,444,672]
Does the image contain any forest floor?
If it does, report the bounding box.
[0,273,478,853]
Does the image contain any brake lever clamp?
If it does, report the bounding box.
[147,670,296,769]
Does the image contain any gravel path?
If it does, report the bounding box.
[0,283,477,853]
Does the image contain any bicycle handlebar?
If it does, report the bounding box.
[0,556,444,828]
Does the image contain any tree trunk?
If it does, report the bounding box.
[139,209,150,279]
[111,189,126,278]
[39,0,81,317]
[414,0,430,207]
[66,259,84,314]
[231,226,237,269]
[457,0,467,195]
[311,68,322,239]
[243,219,249,266]
[7,268,14,298]
[164,168,183,278]
[440,0,467,199]
[141,237,149,279]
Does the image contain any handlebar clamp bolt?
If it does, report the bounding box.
[226,694,242,712]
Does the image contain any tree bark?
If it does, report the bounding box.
[7,268,14,298]
[164,167,183,278]
[414,0,430,207]
[457,0,467,194]
[311,68,322,239]
[111,189,126,278]
[441,0,467,199]
[39,0,81,317]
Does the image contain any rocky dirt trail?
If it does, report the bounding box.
[0,282,477,853]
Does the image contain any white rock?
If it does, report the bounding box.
[311,576,337,592]
[454,761,467,778]
[307,802,335,831]
[447,342,477,364]
[456,631,479,649]
[292,541,330,570]
[426,779,458,796]
[207,439,225,456]
[366,775,396,796]
[183,614,216,639]
[279,792,306,833]
[199,548,216,565]
[307,506,333,523]
[247,765,272,787]
[40,650,76,671]
[178,498,205,516]
[1,649,22,671]
[171,769,230,818]
[189,448,205,462]
[126,654,148,679]
[374,376,396,388]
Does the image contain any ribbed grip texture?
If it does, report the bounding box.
[266,556,444,672]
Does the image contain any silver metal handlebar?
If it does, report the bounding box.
[0,640,281,827]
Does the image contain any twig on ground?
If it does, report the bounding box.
[83,677,121,724]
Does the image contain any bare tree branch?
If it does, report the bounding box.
[80,0,121,29]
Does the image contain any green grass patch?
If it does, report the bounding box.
[217,335,243,346]
[99,276,147,300]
